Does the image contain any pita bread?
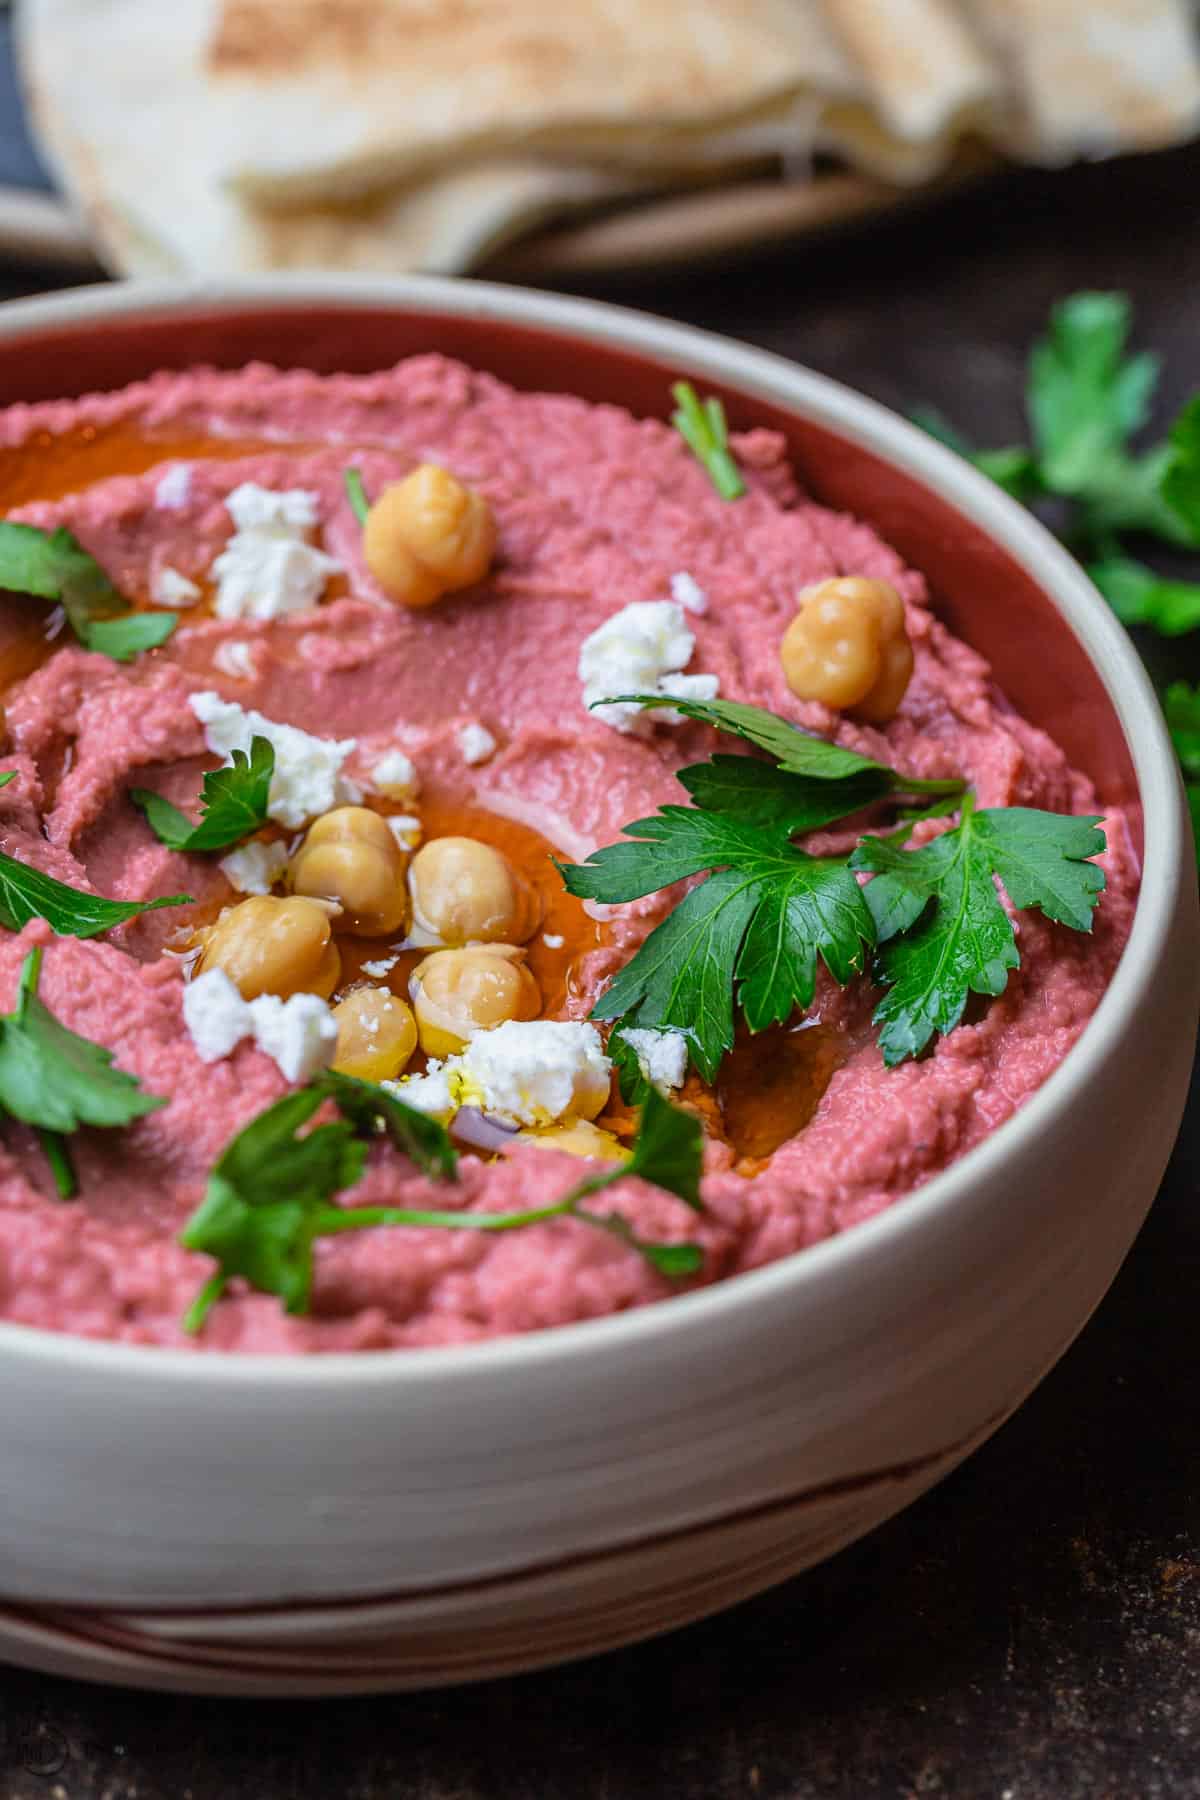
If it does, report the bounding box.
[16,0,1200,280]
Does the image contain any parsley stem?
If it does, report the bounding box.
[37,1129,76,1200]
[182,1271,228,1335]
[344,467,370,526]
[671,381,747,501]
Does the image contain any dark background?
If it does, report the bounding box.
[1,26,1199,1798]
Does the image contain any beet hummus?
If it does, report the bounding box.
[0,355,1138,1352]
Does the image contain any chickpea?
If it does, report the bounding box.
[410,945,541,1058]
[409,836,540,947]
[195,895,341,1001]
[363,463,496,609]
[289,806,408,937]
[780,577,913,724]
[331,986,418,1083]
[519,1120,630,1161]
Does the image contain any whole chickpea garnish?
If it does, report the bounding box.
[289,805,408,938]
[780,576,913,724]
[194,895,341,1001]
[331,986,418,1083]
[410,945,541,1058]
[409,835,540,947]
[363,463,496,608]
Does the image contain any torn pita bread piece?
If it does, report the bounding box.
[17,0,1200,280]
[212,0,1003,202]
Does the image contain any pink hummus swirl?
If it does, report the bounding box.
[0,355,1138,1351]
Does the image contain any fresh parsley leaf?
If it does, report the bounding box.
[344,467,370,525]
[0,773,15,790]
[561,807,875,1080]
[0,520,124,633]
[670,381,746,501]
[316,1068,458,1181]
[180,1086,367,1327]
[607,1023,651,1105]
[1164,681,1200,778]
[0,947,166,1197]
[1158,396,1200,542]
[1027,293,1159,498]
[1088,556,1200,636]
[677,756,888,832]
[0,520,177,660]
[79,611,178,661]
[0,850,191,938]
[915,292,1200,586]
[850,796,1106,1064]
[606,693,963,796]
[181,1078,700,1331]
[131,736,275,854]
[1162,684,1200,870]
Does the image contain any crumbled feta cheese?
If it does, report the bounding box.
[190,691,359,830]
[387,814,422,850]
[670,570,709,615]
[154,463,192,509]
[212,639,258,680]
[542,933,565,950]
[368,748,419,800]
[182,968,253,1063]
[456,1020,611,1128]
[360,956,399,978]
[457,722,497,765]
[210,482,341,622]
[620,1027,689,1092]
[181,968,338,1083]
[219,838,290,896]
[387,1062,456,1121]
[578,600,719,735]
[154,564,202,607]
[248,992,339,1084]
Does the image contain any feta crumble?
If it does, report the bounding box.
[219,838,290,896]
[670,570,709,615]
[154,463,192,509]
[361,956,399,978]
[542,933,565,950]
[248,992,340,1085]
[210,482,341,622]
[620,1027,689,1093]
[153,565,202,607]
[368,748,419,800]
[386,1061,456,1121]
[182,968,338,1084]
[190,691,359,830]
[457,721,497,766]
[211,639,258,680]
[456,1020,611,1128]
[578,600,719,735]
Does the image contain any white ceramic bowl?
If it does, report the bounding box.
[0,277,1194,1695]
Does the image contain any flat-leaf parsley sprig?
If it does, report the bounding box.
[559,695,1106,1076]
[0,520,179,661]
[0,947,166,1197]
[850,795,1106,1064]
[132,736,275,854]
[181,1078,704,1331]
[915,293,1200,632]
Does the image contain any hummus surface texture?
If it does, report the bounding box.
[0,357,1139,1351]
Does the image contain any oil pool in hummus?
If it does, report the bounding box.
[0,356,1137,1351]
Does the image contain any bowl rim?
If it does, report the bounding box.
[0,272,1183,1387]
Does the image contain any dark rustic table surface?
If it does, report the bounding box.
[1,28,1200,1799]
